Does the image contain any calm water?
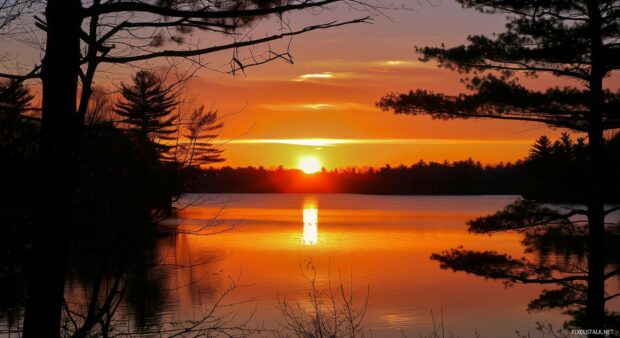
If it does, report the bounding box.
[150,194,570,337]
[6,194,616,337]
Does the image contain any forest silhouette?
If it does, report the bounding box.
[180,132,620,200]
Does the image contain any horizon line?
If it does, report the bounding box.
[205,159,525,170]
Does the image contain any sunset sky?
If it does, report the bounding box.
[8,0,620,169]
[175,0,618,170]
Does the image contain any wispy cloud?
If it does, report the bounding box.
[303,103,332,110]
[293,71,358,82]
[226,138,532,147]
[260,102,371,112]
[229,138,346,147]
[296,72,334,81]
[303,59,432,69]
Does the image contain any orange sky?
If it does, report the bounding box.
[172,1,619,169]
[6,1,619,169]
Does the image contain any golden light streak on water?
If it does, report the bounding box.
[302,198,318,245]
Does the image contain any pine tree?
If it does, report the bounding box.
[378,1,620,333]
[0,80,33,130]
[0,80,35,158]
[182,105,224,167]
[529,136,552,159]
[114,70,178,157]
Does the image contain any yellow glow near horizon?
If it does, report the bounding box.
[298,156,322,174]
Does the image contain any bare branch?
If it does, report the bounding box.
[0,64,41,80]
[83,0,341,19]
[94,17,371,64]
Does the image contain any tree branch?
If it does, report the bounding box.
[83,0,340,19]
[603,206,620,216]
[604,268,620,281]
[94,18,370,64]
[605,292,620,302]
[0,64,41,80]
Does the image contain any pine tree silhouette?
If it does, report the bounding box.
[182,105,224,167]
[114,70,178,157]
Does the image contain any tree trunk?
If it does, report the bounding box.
[21,1,82,337]
[585,1,606,336]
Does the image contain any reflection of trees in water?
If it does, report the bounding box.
[0,271,25,334]
[170,234,223,309]
[523,223,620,331]
[432,199,620,335]
[63,229,228,337]
[0,220,231,337]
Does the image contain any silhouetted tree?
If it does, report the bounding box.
[114,70,178,158]
[530,136,553,159]
[0,80,37,208]
[183,160,523,194]
[0,1,371,336]
[181,105,224,168]
[0,80,35,158]
[378,1,619,334]
[0,80,32,127]
[0,80,36,336]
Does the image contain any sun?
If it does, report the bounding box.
[298,156,322,174]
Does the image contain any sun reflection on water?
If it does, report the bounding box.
[302,199,318,245]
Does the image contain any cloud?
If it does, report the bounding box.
[288,61,437,82]
[303,59,433,69]
[230,138,346,147]
[296,72,334,81]
[303,103,332,110]
[226,138,532,147]
[260,102,371,112]
[293,71,358,82]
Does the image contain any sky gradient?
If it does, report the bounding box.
[173,0,619,169]
[6,0,619,169]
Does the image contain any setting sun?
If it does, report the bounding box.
[298,156,322,174]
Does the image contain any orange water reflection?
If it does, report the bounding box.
[302,197,318,245]
[165,194,572,337]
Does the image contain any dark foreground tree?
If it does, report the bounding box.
[0,1,372,336]
[182,105,225,167]
[114,70,178,158]
[378,1,619,334]
[0,80,35,159]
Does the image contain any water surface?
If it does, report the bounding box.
[154,194,571,337]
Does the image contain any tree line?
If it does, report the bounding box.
[181,132,620,200]
[183,160,523,194]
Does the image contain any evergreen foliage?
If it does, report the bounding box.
[378,1,620,333]
[114,70,178,157]
[181,105,224,167]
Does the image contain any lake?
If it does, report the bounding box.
[149,194,571,337]
[5,193,616,337]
